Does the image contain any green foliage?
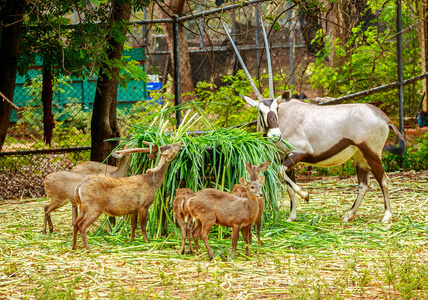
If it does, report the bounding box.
[17,75,91,138]
[193,70,256,128]
[383,133,428,172]
[306,2,421,116]
[117,83,174,133]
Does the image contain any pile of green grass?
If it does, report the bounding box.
[110,103,293,239]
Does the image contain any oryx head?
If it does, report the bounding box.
[222,17,286,140]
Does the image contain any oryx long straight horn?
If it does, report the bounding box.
[221,21,263,101]
[260,16,274,99]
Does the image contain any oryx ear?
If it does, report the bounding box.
[241,95,259,108]
[276,90,291,104]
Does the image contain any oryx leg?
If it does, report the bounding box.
[279,165,309,201]
[283,168,299,222]
[343,153,370,222]
[286,181,297,222]
[364,153,392,223]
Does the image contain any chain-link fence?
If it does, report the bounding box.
[1,0,427,200]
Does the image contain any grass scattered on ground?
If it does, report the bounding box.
[1,172,428,299]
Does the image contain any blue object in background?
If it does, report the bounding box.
[147,81,162,104]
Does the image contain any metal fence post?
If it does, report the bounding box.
[288,2,294,87]
[396,0,404,135]
[172,14,181,127]
[199,1,204,48]
[255,5,260,68]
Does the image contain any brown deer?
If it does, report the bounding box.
[231,161,269,247]
[186,176,265,260]
[72,142,182,250]
[42,153,133,235]
[172,188,196,254]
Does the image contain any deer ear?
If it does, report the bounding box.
[258,176,265,186]
[239,177,247,186]
[245,161,251,173]
[241,95,259,108]
[258,161,269,172]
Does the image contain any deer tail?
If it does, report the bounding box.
[75,185,82,207]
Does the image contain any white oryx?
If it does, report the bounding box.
[222,18,405,223]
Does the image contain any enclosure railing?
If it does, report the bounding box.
[1,0,426,200]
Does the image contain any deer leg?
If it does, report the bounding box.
[138,207,149,243]
[241,225,252,257]
[186,219,194,254]
[72,223,79,250]
[107,216,116,232]
[130,211,137,242]
[72,212,85,250]
[77,211,102,250]
[230,225,241,259]
[200,221,215,260]
[42,202,62,234]
[42,204,51,234]
[72,204,78,224]
[279,165,309,201]
[343,154,370,222]
[256,197,264,247]
[176,214,187,255]
[192,221,201,252]
[365,155,392,223]
[186,227,194,254]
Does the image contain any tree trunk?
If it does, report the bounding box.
[419,0,428,112]
[90,0,131,163]
[321,0,374,67]
[0,0,25,151]
[42,64,54,145]
[158,0,194,102]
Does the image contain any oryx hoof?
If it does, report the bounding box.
[381,211,392,223]
[304,193,310,203]
[342,214,355,223]
[287,216,297,222]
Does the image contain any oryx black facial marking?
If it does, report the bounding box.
[267,111,279,129]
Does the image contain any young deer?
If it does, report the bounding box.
[42,153,132,235]
[231,161,269,247]
[186,176,265,260]
[72,142,182,250]
[172,188,195,254]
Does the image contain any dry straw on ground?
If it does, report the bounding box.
[1,171,427,299]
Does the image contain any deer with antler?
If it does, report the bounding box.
[72,142,182,250]
[223,17,405,223]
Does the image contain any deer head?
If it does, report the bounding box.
[222,17,285,140]
[146,142,182,173]
[114,141,182,173]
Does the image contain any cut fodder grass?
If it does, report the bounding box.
[110,102,292,241]
[1,173,428,299]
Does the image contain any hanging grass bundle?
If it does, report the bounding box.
[112,102,292,239]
